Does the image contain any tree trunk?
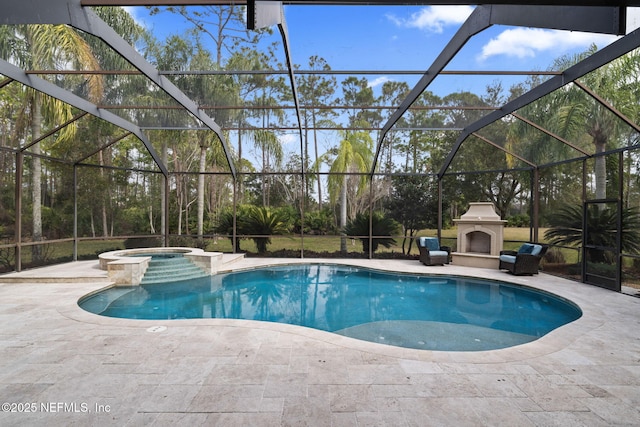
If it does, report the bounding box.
[340,175,347,254]
[174,150,183,235]
[312,110,323,209]
[237,115,244,204]
[262,144,267,206]
[102,204,109,238]
[148,205,155,234]
[197,144,206,239]
[594,139,607,200]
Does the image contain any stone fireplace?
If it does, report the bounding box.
[452,202,506,268]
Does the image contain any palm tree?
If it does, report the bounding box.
[187,46,237,240]
[316,127,373,254]
[544,204,640,263]
[553,47,619,200]
[241,206,290,254]
[344,211,399,253]
[557,98,616,201]
[2,24,102,262]
[214,206,247,252]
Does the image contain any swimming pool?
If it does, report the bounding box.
[79,264,582,351]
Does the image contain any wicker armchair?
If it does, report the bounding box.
[499,243,548,275]
[416,237,450,266]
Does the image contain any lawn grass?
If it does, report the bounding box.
[1,238,126,271]
[207,227,550,256]
[33,227,573,261]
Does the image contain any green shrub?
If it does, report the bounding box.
[124,237,161,249]
[507,214,530,227]
[303,208,336,235]
[213,205,252,252]
[168,235,207,249]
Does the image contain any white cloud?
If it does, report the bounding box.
[388,6,474,34]
[278,133,298,146]
[367,76,391,88]
[477,28,618,61]
[123,7,149,29]
[627,7,640,33]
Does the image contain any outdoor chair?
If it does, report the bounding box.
[499,243,548,275]
[416,237,450,266]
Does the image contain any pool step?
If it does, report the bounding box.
[140,256,209,284]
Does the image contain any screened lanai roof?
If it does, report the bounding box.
[3,0,640,179]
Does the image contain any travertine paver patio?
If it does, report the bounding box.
[1,257,640,426]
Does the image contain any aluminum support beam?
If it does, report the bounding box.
[73,165,78,260]
[14,152,23,272]
[0,58,169,176]
[532,167,540,242]
[26,69,564,76]
[248,1,305,178]
[1,0,236,178]
[277,18,307,257]
[278,20,305,175]
[373,4,625,175]
[438,26,640,177]
[487,5,625,35]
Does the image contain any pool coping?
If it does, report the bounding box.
[59,257,611,364]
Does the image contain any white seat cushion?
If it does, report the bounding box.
[499,254,516,264]
[429,250,448,258]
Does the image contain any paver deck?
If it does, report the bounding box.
[1,257,639,426]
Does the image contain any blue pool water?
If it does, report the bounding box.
[79,264,582,351]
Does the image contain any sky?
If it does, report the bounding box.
[126,4,639,98]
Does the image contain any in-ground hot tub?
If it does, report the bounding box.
[98,247,223,286]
